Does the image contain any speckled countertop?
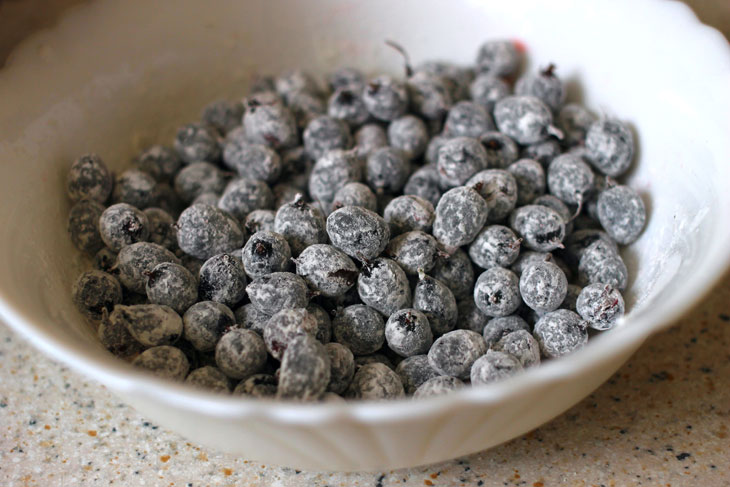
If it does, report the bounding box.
[1,271,728,487]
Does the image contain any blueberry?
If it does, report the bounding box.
[384,230,440,276]
[233,373,278,398]
[354,123,388,157]
[243,99,299,150]
[93,247,118,273]
[533,309,589,358]
[509,205,565,252]
[467,169,518,221]
[362,75,409,122]
[286,89,327,129]
[327,88,370,128]
[507,158,546,206]
[521,139,561,168]
[533,194,574,235]
[387,115,429,160]
[403,165,442,207]
[413,376,465,398]
[326,206,390,262]
[455,298,490,334]
[185,366,231,393]
[72,270,123,321]
[98,203,150,252]
[133,346,189,380]
[494,95,558,145]
[482,315,531,349]
[98,310,144,359]
[433,186,488,250]
[174,162,230,204]
[182,301,235,353]
[474,267,521,317]
[430,248,475,300]
[414,60,473,101]
[274,195,328,256]
[475,40,521,77]
[515,64,565,112]
[365,147,411,195]
[116,242,180,294]
[279,146,314,189]
[332,182,377,212]
[275,70,323,101]
[469,74,510,112]
[576,283,625,331]
[303,115,353,160]
[174,122,221,164]
[198,253,248,308]
[294,244,358,298]
[395,355,440,394]
[247,272,309,315]
[180,254,205,279]
[241,230,292,279]
[444,101,494,139]
[244,209,276,235]
[202,99,244,135]
[469,225,521,270]
[561,284,583,313]
[262,307,318,360]
[68,199,106,254]
[143,208,178,251]
[357,257,412,317]
[585,118,634,177]
[385,308,433,358]
[478,132,519,169]
[145,262,198,314]
[112,169,158,209]
[153,182,186,216]
[519,260,568,313]
[470,350,523,385]
[277,334,331,401]
[578,240,628,291]
[215,328,267,380]
[547,153,595,206]
[353,353,395,370]
[112,304,182,347]
[436,136,488,188]
[234,303,271,336]
[345,362,404,400]
[413,273,457,336]
[176,204,244,260]
[307,303,332,344]
[222,138,283,184]
[563,229,618,264]
[135,145,181,183]
[327,67,366,92]
[406,71,452,121]
[557,103,595,147]
[596,185,646,245]
[67,153,113,203]
[332,304,385,355]
[428,329,487,379]
[308,149,363,208]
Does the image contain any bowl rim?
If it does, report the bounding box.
[1,0,730,425]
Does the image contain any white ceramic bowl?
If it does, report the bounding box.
[1,0,729,472]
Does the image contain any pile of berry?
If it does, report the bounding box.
[67,39,646,401]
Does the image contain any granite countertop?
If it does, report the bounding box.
[1,271,728,486]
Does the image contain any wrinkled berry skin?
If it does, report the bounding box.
[112,303,183,347]
[333,182,377,212]
[215,328,267,380]
[508,158,546,206]
[277,334,331,401]
[585,118,634,177]
[482,315,531,349]
[576,283,625,331]
[547,153,595,206]
[470,350,523,385]
[494,96,554,145]
[578,240,628,291]
[467,169,518,222]
[246,272,309,316]
[112,169,158,209]
[385,308,433,358]
[413,275,458,336]
[68,199,106,254]
[428,329,487,380]
[174,122,221,164]
[433,186,488,250]
[345,362,404,400]
[295,244,358,298]
[515,66,566,112]
[437,136,488,188]
[241,230,292,279]
[443,101,494,139]
[470,74,510,112]
[519,261,568,313]
[326,206,390,262]
[72,270,123,320]
[479,132,519,169]
[198,253,248,308]
[98,311,144,359]
[385,230,440,276]
[474,267,521,317]
[174,162,230,204]
[99,203,150,252]
[303,115,353,160]
[243,101,299,150]
[509,205,565,252]
[357,257,411,316]
[596,185,646,245]
[404,165,442,207]
[362,75,409,122]
[469,225,521,270]
[308,149,363,208]
[383,195,435,236]
[183,300,236,352]
[332,304,385,355]
[116,242,180,294]
[274,196,328,256]
[430,248,475,301]
[365,147,410,195]
[133,346,189,380]
[176,204,244,261]
[222,139,282,184]
[413,376,465,398]
[533,309,589,358]
[67,153,112,203]
[145,262,198,314]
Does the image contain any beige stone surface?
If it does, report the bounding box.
[1,273,728,486]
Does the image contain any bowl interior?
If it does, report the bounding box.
[0,0,729,410]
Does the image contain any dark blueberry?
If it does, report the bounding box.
[176,204,244,260]
[303,115,353,160]
[202,99,244,135]
[519,261,568,313]
[185,366,231,393]
[277,334,331,401]
[241,230,291,279]
[143,208,178,251]
[514,64,565,112]
[332,304,385,355]
[93,247,118,273]
[443,101,494,139]
[183,300,235,352]
[482,315,530,349]
[521,139,561,168]
[198,253,248,308]
[215,328,267,380]
[388,115,429,160]
[332,182,378,212]
[327,88,370,128]
[327,66,366,93]
[222,137,283,183]
[112,169,158,209]
[362,75,409,122]
[585,118,634,177]
[174,122,221,164]
[383,195,434,237]
[474,267,521,317]
[508,158,546,206]
[469,225,521,270]
[478,132,519,169]
[413,376,465,398]
[576,283,625,331]
[509,204,565,252]
[326,206,390,262]
[345,362,404,400]
[467,169,518,221]
[244,209,276,235]
[112,304,183,347]
[385,230,440,276]
[456,298,491,334]
[395,355,440,394]
[354,123,388,158]
[433,186,488,250]
[68,199,106,254]
[533,309,588,358]
[274,195,328,256]
[407,71,452,121]
[234,303,271,336]
[596,185,646,245]
[469,74,510,112]
[308,149,363,209]
[246,272,309,315]
[414,60,473,101]
[145,262,198,314]
[66,153,112,203]
[557,104,595,147]
[578,240,628,291]
[436,136,488,188]
[475,40,521,77]
[403,165,442,207]
[295,244,358,298]
[135,145,181,183]
[243,100,299,150]
[547,153,595,206]
[357,257,411,317]
[263,307,318,360]
[494,95,559,145]
[133,346,189,380]
[98,310,144,359]
[116,242,180,294]
[72,270,123,321]
[173,162,230,203]
[470,350,523,385]
[365,147,410,195]
[430,248,475,300]
[385,308,433,358]
[428,329,487,379]
[99,203,150,252]
[413,273,457,336]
